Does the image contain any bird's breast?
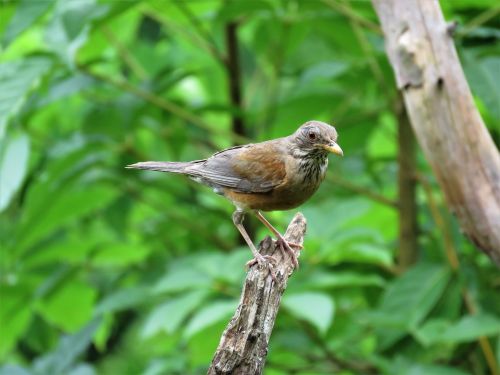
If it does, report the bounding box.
[223,157,328,211]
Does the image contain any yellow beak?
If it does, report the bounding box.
[323,142,343,156]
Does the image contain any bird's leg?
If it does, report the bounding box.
[232,210,277,281]
[254,210,302,269]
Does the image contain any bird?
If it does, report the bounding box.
[127,120,342,278]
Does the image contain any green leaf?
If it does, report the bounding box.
[464,55,500,121]
[0,285,32,358]
[377,263,451,329]
[300,61,349,84]
[153,267,212,294]
[94,287,151,315]
[325,242,393,267]
[416,314,500,345]
[91,242,150,267]
[0,58,52,137]
[17,185,118,252]
[305,271,386,289]
[37,282,97,332]
[1,0,54,46]
[363,263,451,350]
[282,293,335,335]
[142,290,209,338]
[366,111,397,158]
[32,318,100,375]
[45,0,107,68]
[0,365,33,375]
[303,198,371,239]
[0,133,29,212]
[392,356,470,375]
[183,300,238,339]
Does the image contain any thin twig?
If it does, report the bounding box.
[141,5,224,64]
[459,6,500,36]
[78,64,248,145]
[101,26,148,80]
[321,0,382,34]
[298,320,378,374]
[327,175,399,209]
[174,0,226,64]
[349,17,386,90]
[225,21,245,140]
[416,173,459,269]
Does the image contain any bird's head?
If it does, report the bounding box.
[292,120,343,157]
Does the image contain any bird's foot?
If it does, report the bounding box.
[246,254,278,281]
[276,237,301,269]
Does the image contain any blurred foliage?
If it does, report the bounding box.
[0,1,499,374]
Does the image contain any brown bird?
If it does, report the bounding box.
[127,120,342,276]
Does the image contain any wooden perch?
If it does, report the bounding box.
[207,213,307,375]
[372,0,500,265]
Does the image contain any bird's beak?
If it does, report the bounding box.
[323,142,343,156]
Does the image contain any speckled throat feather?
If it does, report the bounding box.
[292,148,329,185]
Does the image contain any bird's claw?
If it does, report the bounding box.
[246,254,278,282]
[276,238,300,269]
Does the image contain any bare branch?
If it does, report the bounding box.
[208,213,307,375]
[372,0,500,264]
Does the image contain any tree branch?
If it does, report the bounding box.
[207,213,307,375]
[372,0,500,265]
[225,21,245,140]
[396,100,418,270]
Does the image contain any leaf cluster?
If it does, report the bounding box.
[0,1,499,374]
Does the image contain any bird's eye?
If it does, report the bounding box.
[308,132,317,140]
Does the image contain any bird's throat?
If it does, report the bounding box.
[296,150,329,185]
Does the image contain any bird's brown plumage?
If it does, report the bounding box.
[127,120,342,270]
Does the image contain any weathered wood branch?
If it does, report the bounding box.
[372,0,500,264]
[207,213,307,375]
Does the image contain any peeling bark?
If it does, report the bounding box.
[208,213,307,375]
[372,0,500,264]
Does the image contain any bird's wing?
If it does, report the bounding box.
[188,142,287,193]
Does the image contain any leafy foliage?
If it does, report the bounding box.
[0,1,499,374]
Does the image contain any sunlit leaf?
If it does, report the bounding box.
[305,270,386,289]
[0,58,52,137]
[45,0,108,67]
[0,133,29,212]
[153,266,212,294]
[95,287,151,315]
[0,285,32,358]
[37,282,97,332]
[1,0,54,46]
[416,314,500,345]
[282,292,335,335]
[142,290,209,338]
[17,185,118,252]
[91,242,150,267]
[183,300,238,339]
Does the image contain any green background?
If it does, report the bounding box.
[0,1,499,374]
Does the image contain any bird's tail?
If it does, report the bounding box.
[126,161,193,174]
